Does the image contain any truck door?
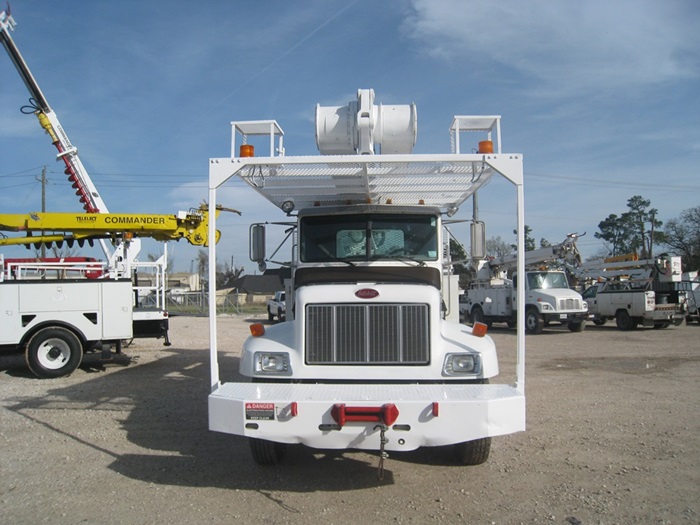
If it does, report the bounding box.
[582,285,598,315]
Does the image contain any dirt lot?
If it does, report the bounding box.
[1,315,698,525]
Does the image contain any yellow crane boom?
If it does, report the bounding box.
[0,205,236,248]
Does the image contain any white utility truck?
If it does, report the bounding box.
[579,254,686,329]
[681,271,699,324]
[0,255,133,378]
[207,89,526,473]
[464,235,588,334]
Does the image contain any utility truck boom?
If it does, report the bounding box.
[207,89,527,472]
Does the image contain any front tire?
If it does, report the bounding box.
[25,327,83,379]
[567,319,586,332]
[249,438,287,465]
[525,307,543,334]
[454,437,491,465]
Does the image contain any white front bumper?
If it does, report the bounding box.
[209,382,525,451]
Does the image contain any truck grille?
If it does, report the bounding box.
[558,298,582,310]
[305,304,430,365]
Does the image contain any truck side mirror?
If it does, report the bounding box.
[249,224,266,263]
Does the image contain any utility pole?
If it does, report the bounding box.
[36,166,47,258]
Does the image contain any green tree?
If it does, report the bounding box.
[594,196,662,257]
[196,249,209,290]
[663,206,700,271]
[594,213,633,256]
[625,195,661,258]
[216,261,245,288]
[512,225,535,251]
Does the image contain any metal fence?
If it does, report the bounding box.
[162,291,242,316]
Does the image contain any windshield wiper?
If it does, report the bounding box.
[318,245,356,266]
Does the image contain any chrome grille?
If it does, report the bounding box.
[306,304,429,365]
[558,298,582,310]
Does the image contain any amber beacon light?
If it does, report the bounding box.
[478,140,494,154]
[240,144,255,157]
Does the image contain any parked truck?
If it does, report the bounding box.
[206,89,527,473]
[463,234,588,334]
[266,291,286,322]
[0,255,133,378]
[578,254,686,329]
[1,9,232,345]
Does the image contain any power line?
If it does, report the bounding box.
[526,171,700,192]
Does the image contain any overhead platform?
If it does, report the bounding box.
[209,152,523,213]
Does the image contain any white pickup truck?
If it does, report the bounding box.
[582,281,686,330]
[266,291,285,322]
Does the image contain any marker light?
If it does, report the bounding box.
[472,321,488,337]
[240,144,255,157]
[281,200,295,214]
[249,323,265,337]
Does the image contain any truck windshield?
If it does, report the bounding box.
[527,271,569,290]
[299,213,438,263]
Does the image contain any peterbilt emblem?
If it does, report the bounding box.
[355,288,379,299]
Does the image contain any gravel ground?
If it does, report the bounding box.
[1,315,698,525]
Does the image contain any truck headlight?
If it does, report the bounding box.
[254,352,291,375]
[443,353,481,376]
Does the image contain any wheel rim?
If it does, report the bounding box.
[36,338,72,370]
[526,313,536,330]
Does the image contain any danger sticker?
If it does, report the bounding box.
[245,402,275,420]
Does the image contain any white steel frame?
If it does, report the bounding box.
[207,130,526,394]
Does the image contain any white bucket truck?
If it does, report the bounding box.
[207,90,527,471]
[463,234,588,334]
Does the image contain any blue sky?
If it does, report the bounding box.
[1,0,699,273]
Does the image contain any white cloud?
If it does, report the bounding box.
[404,0,700,98]
[0,114,39,138]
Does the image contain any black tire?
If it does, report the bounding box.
[615,309,635,331]
[278,308,285,322]
[249,438,287,465]
[470,306,492,328]
[567,319,586,332]
[454,437,491,465]
[25,327,83,379]
[267,308,274,322]
[525,307,543,334]
[593,317,607,326]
